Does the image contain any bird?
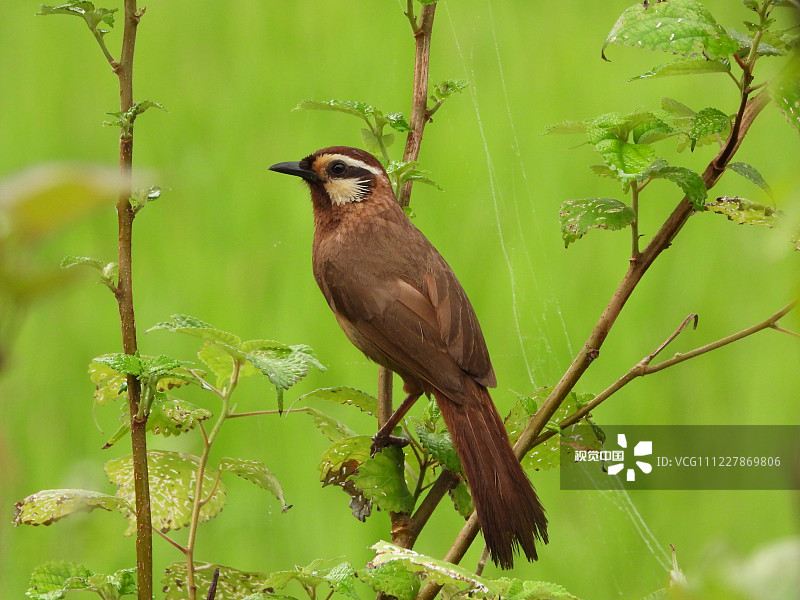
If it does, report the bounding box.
[269,146,547,569]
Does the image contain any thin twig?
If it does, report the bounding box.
[152,527,188,555]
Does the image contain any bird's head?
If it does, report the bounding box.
[269,146,391,206]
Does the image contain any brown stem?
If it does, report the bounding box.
[398,2,436,208]
[113,3,151,600]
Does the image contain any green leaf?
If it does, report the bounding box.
[105,450,226,534]
[632,118,678,145]
[319,435,373,521]
[559,198,637,247]
[416,426,461,473]
[705,196,782,227]
[147,314,243,354]
[37,2,118,36]
[104,100,166,137]
[594,138,656,181]
[385,112,412,133]
[219,457,290,512]
[727,162,773,197]
[264,559,355,600]
[360,561,421,600]
[644,160,707,209]
[26,562,138,600]
[429,79,469,104]
[603,0,738,61]
[197,341,236,386]
[92,353,144,376]
[370,541,496,595]
[303,407,358,442]
[351,446,414,514]
[102,395,212,449]
[661,96,696,118]
[130,185,162,214]
[162,562,272,600]
[385,161,442,192]
[630,57,730,81]
[89,361,128,406]
[319,562,360,600]
[13,489,130,527]
[245,343,325,407]
[293,99,377,123]
[491,577,580,600]
[448,481,474,518]
[299,386,378,415]
[771,52,800,136]
[688,107,730,150]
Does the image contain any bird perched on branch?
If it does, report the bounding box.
[269,146,547,568]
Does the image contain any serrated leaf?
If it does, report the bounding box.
[142,354,185,377]
[319,562,360,600]
[299,386,378,415]
[491,577,580,600]
[631,57,730,81]
[370,542,496,594]
[351,446,414,514]
[264,559,355,600]
[632,118,677,145]
[89,361,128,406]
[360,561,421,600]
[105,450,226,534]
[92,353,143,376]
[385,112,412,132]
[303,407,357,442]
[594,138,656,181]
[293,99,376,121]
[148,314,243,354]
[219,457,290,511]
[105,395,215,448]
[60,255,105,271]
[13,489,130,527]
[197,341,236,385]
[429,79,468,104]
[603,0,738,61]
[37,2,118,36]
[644,160,707,209]
[319,436,373,521]
[559,198,637,247]
[688,107,730,150]
[727,162,772,197]
[26,562,136,600]
[245,344,325,400]
[416,426,461,473]
[705,196,782,227]
[448,480,474,518]
[771,52,800,136]
[162,562,271,600]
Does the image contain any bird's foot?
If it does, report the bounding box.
[370,432,410,457]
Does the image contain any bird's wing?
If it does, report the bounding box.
[316,253,495,395]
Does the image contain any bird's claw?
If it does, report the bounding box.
[370,432,410,457]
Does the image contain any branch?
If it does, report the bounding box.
[416,79,772,600]
[112,3,151,600]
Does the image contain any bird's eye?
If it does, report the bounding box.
[328,161,348,177]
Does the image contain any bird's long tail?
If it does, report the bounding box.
[433,378,548,569]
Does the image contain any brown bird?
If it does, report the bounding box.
[269,146,547,568]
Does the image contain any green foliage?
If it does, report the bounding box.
[630,57,731,81]
[37,2,117,36]
[298,387,378,416]
[416,426,461,473]
[103,395,212,448]
[302,407,358,442]
[687,107,730,150]
[61,255,118,291]
[318,435,373,521]
[603,0,738,61]
[219,457,290,512]
[771,52,800,136]
[645,160,707,209]
[727,161,772,197]
[351,446,415,514]
[105,450,227,535]
[360,561,420,600]
[559,198,637,247]
[104,100,166,139]
[26,561,136,600]
[162,563,276,600]
[13,489,130,527]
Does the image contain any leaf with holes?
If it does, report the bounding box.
[13,489,130,527]
[559,198,636,247]
[320,436,373,521]
[705,196,783,227]
[299,386,378,416]
[162,562,273,600]
[26,561,137,600]
[89,361,128,406]
[351,446,414,514]
[106,450,226,535]
[603,0,737,61]
[219,457,290,512]
[370,541,497,595]
[103,395,212,449]
[644,160,707,209]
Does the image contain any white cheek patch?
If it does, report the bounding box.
[325,178,372,205]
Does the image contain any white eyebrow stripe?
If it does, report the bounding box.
[325,154,383,175]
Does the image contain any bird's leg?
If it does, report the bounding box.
[371,391,422,456]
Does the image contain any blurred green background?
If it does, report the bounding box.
[1,1,799,598]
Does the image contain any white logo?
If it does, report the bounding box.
[607,434,653,481]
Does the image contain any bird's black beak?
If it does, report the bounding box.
[268,161,320,182]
